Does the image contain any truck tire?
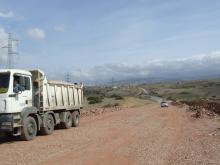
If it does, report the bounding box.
[40,114,54,135]
[61,111,72,129]
[72,111,80,127]
[21,116,37,141]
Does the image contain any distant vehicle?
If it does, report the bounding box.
[0,69,83,140]
[160,101,169,107]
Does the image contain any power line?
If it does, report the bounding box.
[2,33,18,69]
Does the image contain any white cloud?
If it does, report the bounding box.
[63,51,220,83]
[54,24,66,32]
[0,11,14,18]
[0,27,8,67]
[0,27,8,41]
[27,28,45,40]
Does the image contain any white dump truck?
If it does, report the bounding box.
[0,69,83,140]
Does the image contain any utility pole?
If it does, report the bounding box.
[66,72,70,83]
[2,33,18,69]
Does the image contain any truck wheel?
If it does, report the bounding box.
[61,111,72,129]
[40,114,54,135]
[72,111,80,127]
[21,116,37,141]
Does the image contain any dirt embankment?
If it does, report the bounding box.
[183,101,220,113]
[180,101,220,118]
[0,103,220,165]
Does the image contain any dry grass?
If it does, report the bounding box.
[84,85,148,111]
[118,97,150,108]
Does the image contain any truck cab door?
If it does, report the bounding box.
[12,75,32,112]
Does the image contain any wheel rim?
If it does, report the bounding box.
[47,118,53,130]
[47,115,54,131]
[67,114,72,126]
[27,122,35,136]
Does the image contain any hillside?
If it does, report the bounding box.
[140,79,220,102]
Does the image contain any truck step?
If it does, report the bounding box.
[13,117,21,120]
[13,127,21,136]
[13,114,21,120]
[13,123,22,128]
[13,119,21,123]
[13,132,21,136]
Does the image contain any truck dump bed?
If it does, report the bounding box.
[43,80,83,111]
[30,70,83,111]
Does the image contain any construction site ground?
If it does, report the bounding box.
[0,102,220,165]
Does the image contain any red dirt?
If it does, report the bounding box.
[0,103,220,165]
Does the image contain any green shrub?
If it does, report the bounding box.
[87,96,103,104]
[109,94,124,100]
[180,91,190,95]
[114,95,124,100]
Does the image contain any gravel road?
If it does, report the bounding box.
[0,103,220,165]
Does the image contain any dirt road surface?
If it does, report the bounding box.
[1,103,220,165]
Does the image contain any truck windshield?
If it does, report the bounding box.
[0,73,10,94]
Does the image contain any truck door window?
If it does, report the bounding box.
[13,75,31,92]
[24,77,31,90]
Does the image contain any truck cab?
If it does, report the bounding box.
[0,69,32,113]
[0,70,32,132]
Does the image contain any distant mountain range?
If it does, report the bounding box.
[85,74,220,86]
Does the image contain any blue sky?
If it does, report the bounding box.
[1,0,220,83]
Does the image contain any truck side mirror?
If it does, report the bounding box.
[14,89,22,94]
[14,88,20,94]
[14,86,23,94]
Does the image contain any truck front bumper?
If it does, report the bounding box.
[0,114,13,132]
